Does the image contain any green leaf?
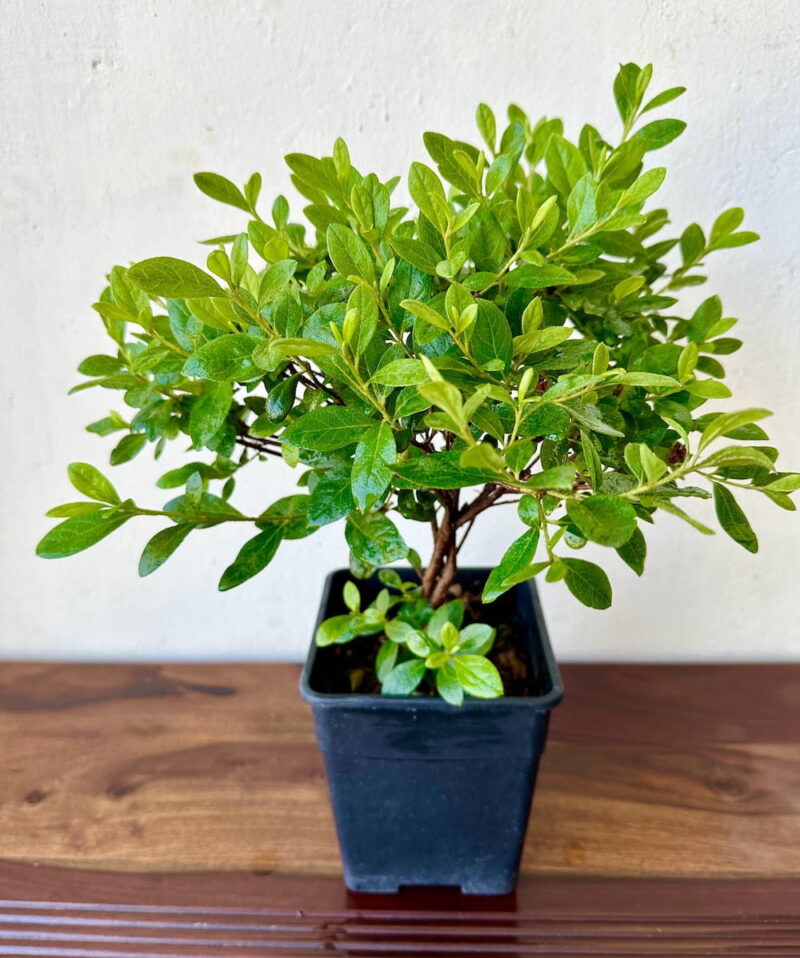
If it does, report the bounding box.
[458,623,495,655]
[308,471,354,526]
[392,450,497,489]
[326,224,375,283]
[138,523,194,576]
[640,86,686,114]
[618,167,666,207]
[46,502,105,518]
[110,433,147,465]
[505,264,577,289]
[483,528,540,603]
[452,655,503,698]
[381,658,427,696]
[370,359,428,386]
[436,661,463,706]
[699,409,772,451]
[351,422,396,510]
[699,446,777,472]
[408,162,449,233]
[476,103,496,152]
[524,465,577,491]
[193,172,251,212]
[470,300,512,372]
[390,236,441,275]
[36,511,130,559]
[128,257,224,298]
[562,557,612,609]
[400,297,449,331]
[345,511,408,566]
[632,119,686,151]
[183,334,260,381]
[218,527,282,590]
[567,495,637,548]
[713,483,758,553]
[567,173,598,235]
[189,381,232,446]
[764,474,800,493]
[375,640,399,681]
[283,407,374,451]
[67,462,120,504]
[616,525,646,576]
[316,614,363,648]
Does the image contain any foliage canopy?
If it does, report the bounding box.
[39,62,798,703]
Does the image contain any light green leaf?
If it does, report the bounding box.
[452,655,503,698]
[193,172,251,212]
[67,462,120,504]
[128,257,224,298]
[326,224,375,283]
[36,511,130,559]
[505,264,577,289]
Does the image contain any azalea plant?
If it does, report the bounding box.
[38,63,798,703]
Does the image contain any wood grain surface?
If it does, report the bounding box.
[0,661,798,954]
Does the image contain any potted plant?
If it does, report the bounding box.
[38,61,798,894]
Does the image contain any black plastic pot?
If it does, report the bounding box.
[299,567,563,894]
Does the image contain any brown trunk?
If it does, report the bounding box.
[421,492,459,608]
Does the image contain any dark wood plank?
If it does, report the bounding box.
[0,661,798,953]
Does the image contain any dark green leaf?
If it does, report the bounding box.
[567,495,637,548]
[345,511,408,566]
[616,525,646,575]
[189,381,232,446]
[713,483,758,553]
[392,450,498,489]
[138,523,194,576]
[483,528,540,602]
[283,407,374,451]
[351,422,396,510]
[218,527,282,590]
[562,557,612,609]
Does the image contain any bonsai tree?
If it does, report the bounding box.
[39,62,798,703]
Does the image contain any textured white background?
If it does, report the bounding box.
[2,0,799,661]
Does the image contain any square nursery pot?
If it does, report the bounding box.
[300,567,563,895]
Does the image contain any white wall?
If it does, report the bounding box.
[3,0,799,662]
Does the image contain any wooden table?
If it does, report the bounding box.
[0,662,798,955]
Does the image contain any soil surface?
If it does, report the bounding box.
[319,576,535,697]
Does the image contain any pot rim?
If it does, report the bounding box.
[299,567,564,712]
